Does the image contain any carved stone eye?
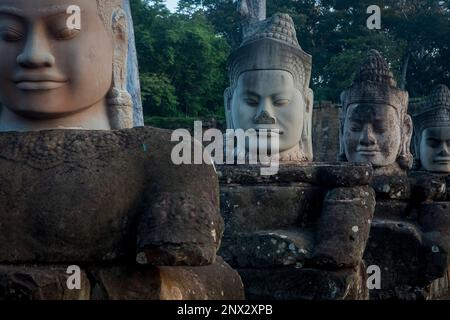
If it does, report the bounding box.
[273,99,289,107]
[0,27,23,42]
[244,98,259,107]
[427,139,440,148]
[53,27,80,41]
[349,123,363,132]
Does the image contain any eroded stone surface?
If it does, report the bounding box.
[0,127,222,266]
[0,258,244,300]
[91,257,244,300]
[409,171,448,202]
[220,184,323,234]
[371,174,411,200]
[219,163,376,300]
[0,265,90,300]
[364,219,448,300]
[366,171,450,300]
[219,229,314,268]
[238,263,368,300]
[313,186,376,268]
[217,163,372,187]
[374,200,412,220]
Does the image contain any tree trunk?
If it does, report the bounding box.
[400,51,410,90]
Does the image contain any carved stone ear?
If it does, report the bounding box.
[412,132,422,170]
[224,87,234,129]
[338,120,348,162]
[301,88,314,161]
[305,88,313,114]
[111,8,128,90]
[338,96,348,162]
[412,126,422,169]
[398,113,414,170]
[108,8,133,129]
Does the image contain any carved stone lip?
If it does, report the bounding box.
[12,75,68,91]
[15,81,67,91]
[12,74,67,83]
[254,128,284,135]
[433,158,450,164]
[357,150,380,156]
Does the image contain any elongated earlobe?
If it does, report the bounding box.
[224,87,234,130]
[301,88,314,161]
[397,113,414,170]
[107,8,133,129]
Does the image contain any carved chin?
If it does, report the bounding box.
[424,162,450,173]
[349,152,394,167]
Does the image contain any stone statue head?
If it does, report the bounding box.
[0,0,133,131]
[339,50,413,173]
[224,13,314,162]
[412,85,450,173]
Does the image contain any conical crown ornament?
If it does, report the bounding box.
[228,13,312,91]
[341,50,408,112]
[413,85,450,134]
[355,49,397,87]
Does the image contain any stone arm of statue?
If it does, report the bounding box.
[136,129,224,267]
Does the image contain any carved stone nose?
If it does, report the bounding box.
[359,127,376,146]
[438,142,450,156]
[254,110,276,124]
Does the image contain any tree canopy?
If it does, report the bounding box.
[130,0,450,117]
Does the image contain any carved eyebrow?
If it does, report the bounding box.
[242,91,260,97]
[0,6,24,17]
[37,5,74,16]
[348,116,366,122]
[0,5,72,18]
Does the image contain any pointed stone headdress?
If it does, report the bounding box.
[340,50,409,112]
[413,85,450,133]
[228,13,312,92]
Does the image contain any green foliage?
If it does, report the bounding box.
[140,73,179,117]
[131,0,450,115]
[130,0,230,118]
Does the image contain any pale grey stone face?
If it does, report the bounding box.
[343,103,401,167]
[420,127,450,173]
[230,70,304,153]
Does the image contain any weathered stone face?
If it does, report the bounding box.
[0,0,134,131]
[412,85,450,173]
[419,127,450,173]
[343,103,402,167]
[230,70,305,155]
[340,50,413,172]
[225,12,313,162]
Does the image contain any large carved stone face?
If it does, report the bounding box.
[230,70,304,153]
[0,0,112,120]
[343,103,401,167]
[420,127,450,173]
